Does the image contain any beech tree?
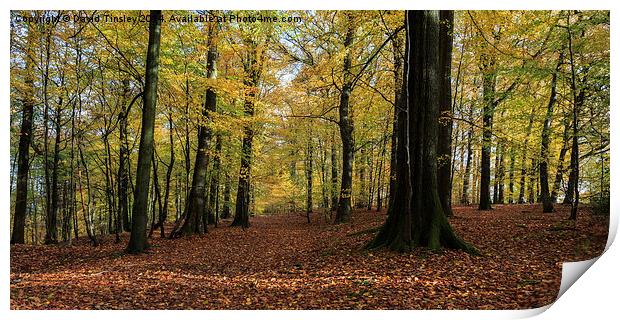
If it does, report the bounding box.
[127,10,162,253]
[367,10,476,253]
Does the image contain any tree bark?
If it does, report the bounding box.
[232,34,265,229]
[388,26,404,213]
[127,10,162,253]
[478,50,497,211]
[305,133,313,223]
[460,104,474,205]
[118,78,132,232]
[11,23,36,244]
[330,131,339,211]
[518,104,536,204]
[207,133,222,225]
[334,12,356,224]
[540,54,562,212]
[368,10,476,254]
[437,10,454,217]
[173,21,218,236]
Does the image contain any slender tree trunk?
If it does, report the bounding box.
[78,144,98,246]
[127,10,161,253]
[305,133,313,223]
[518,104,537,204]
[508,145,516,203]
[478,52,497,211]
[553,116,571,202]
[330,131,339,211]
[45,100,62,244]
[357,146,367,209]
[207,133,222,225]
[460,105,474,205]
[221,168,232,219]
[496,143,505,204]
[540,54,562,212]
[334,12,356,224]
[173,21,218,236]
[118,78,132,232]
[567,14,582,220]
[319,139,329,209]
[528,158,536,203]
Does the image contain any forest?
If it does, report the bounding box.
[10,10,609,310]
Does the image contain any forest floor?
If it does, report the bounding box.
[10,204,608,310]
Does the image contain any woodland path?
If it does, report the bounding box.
[10,204,607,309]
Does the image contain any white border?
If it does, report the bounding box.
[2,1,617,319]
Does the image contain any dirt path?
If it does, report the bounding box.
[10,204,608,309]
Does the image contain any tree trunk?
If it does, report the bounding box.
[356,146,367,209]
[11,24,36,244]
[207,133,222,225]
[221,168,232,219]
[368,10,476,254]
[437,10,454,217]
[478,51,497,211]
[553,116,570,203]
[540,54,562,212]
[45,100,62,244]
[232,34,265,229]
[330,131,339,210]
[305,134,313,223]
[496,142,506,204]
[518,104,536,204]
[567,14,582,220]
[460,104,474,205]
[173,21,218,236]
[388,27,404,213]
[118,78,132,232]
[334,12,356,224]
[127,10,161,253]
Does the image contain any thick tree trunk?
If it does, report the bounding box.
[437,10,454,217]
[368,10,476,254]
[334,12,356,224]
[508,145,516,204]
[127,10,161,253]
[11,24,36,244]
